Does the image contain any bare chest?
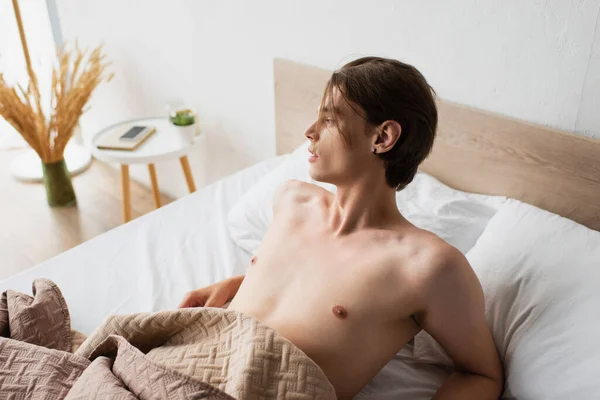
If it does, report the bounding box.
[233,212,421,343]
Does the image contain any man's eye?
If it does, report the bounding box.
[324,117,333,124]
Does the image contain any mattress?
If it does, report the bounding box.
[0,155,287,335]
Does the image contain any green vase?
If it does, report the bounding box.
[42,159,77,207]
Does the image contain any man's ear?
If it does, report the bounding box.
[372,120,402,154]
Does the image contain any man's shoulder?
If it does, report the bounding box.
[392,227,467,279]
[386,228,473,317]
[274,179,332,205]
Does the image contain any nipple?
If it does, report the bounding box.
[332,305,348,319]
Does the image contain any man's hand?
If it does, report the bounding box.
[178,275,244,308]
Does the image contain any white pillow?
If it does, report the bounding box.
[414,199,600,399]
[227,141,505,255]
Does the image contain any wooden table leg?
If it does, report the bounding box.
[120,164,132,222]
[179,156,196,193]
[147,163,161,208]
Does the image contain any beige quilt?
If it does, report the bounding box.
[0,279,336,399]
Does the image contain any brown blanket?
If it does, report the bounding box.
[0,279,336,399]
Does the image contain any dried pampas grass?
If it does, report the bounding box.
[0,43,113,163]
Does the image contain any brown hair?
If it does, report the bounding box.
[321,56,438,191]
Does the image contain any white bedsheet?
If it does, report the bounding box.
[0,156,287,335]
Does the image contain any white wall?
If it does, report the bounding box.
[576,11,600,138]
[55,0,600,198]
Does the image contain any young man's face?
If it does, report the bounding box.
[304,87,376,186]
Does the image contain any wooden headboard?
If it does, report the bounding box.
[274,58,600,231]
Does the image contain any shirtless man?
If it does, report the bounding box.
[179,57,504,399]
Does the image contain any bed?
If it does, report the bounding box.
[0,154,286,335]
[1,58,600,399]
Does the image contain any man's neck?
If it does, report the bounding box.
[329,175,404,235]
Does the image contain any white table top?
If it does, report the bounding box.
[91,117,198,164]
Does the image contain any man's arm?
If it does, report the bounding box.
[418,246,504,400]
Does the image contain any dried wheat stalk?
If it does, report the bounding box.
[0,43,113,163]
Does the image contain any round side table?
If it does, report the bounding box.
[91,116,198,223]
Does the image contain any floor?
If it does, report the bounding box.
[0,150,173,280]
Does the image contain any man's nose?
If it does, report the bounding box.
[304,121,318,141]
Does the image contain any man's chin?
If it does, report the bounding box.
[308,168,330,184]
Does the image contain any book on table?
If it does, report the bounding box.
[96,125,157,151]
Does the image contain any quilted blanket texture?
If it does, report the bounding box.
[0,279,336,399]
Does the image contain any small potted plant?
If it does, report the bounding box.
[169,108,198,144]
